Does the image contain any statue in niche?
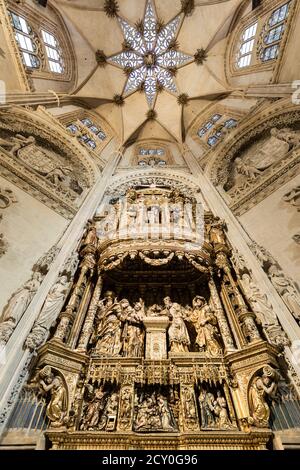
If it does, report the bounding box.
[122,301,145,358]
[248,365,279,428]
[25,275,71,351]
[119,387,132,420]
[207,217,227,247]
[199,390,216,429]
[240,274,277,327]
[213,391,235,430]
[0,134,36,155]
[182,387,197,421]
[134,391,177,432]
[82,220,98,248]
[37,366,68,428]
[98,392,119,431]
[163,297,190,353]
[0,272,43,345]
[157,394,176,430]
[80,385,107,430]
[268,265,300,322]
[191,296,222,356]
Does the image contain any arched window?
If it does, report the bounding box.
[197,114,222,138]
[9,12,40,69]
[197,115,238,147]
[41,30,64,74]
[7,4,73,83]
[66,117,107,152]
[259,2,290,62]
[236,22,258,68]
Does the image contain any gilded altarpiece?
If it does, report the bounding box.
[7,185,300,450]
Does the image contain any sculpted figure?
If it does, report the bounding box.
[157,394,177,431]
[213,391,235,429]
[199,390,215,429]
[234,157,261,180]
[0,272,42,345]
[25,275,70,350]
[208,217,227,247]
[95,299,125,356]
[38,366,68,427]
[163,297,190,353]
[249,366,278,428]
[80,386,106,430]
[182,387,197,421]
[191,296,222,356]
[271,127,300,147]
[98,393,119,431]
[45,166,72,188]
[240,274,277,327]
[268,265,300,321]
[82,220,98,248]
[0,134,35,155]
[122,301,145,357]
[119,387,132,420]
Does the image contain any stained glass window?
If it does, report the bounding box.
[67,124,79,134]
[80,118,107,141]
[197,114,223,138]
[236,22,258,68]
[260,2,290,63]
[269,2,290,27]
[139,148,165,156]
[107,0,193,107]
[41,30,64,74]
[223,118,237,129]
[79,135,97,150]
[9,12,40,69]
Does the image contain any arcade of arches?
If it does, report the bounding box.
[0,0,300,451]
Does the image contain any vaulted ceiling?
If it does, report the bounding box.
[53,0,244,145]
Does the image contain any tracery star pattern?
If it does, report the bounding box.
[107,0,194,108]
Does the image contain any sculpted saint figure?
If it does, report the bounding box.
[163,297,190,353]
[240,274,277,327]
[82,220,98,248]
[248,366,278,428]
[268,265,300,321]
[157,394,177,430]
[199,390,215,429]
[122,300,145,357]
[0,272,42,345]
[213,391,235,429]
[80,386,106,430]
[38,366,68,427]
[191,296,222,356]
[25,275,70,350]
[182,387,197,421]
[98,393,119,431]
[119,387,132,420]
[95,298,127,356]
[208,217,227,247]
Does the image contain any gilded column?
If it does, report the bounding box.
[208,274,236,352]
[77,274,103,352]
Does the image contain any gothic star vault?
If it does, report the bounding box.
[107,0,194,108]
